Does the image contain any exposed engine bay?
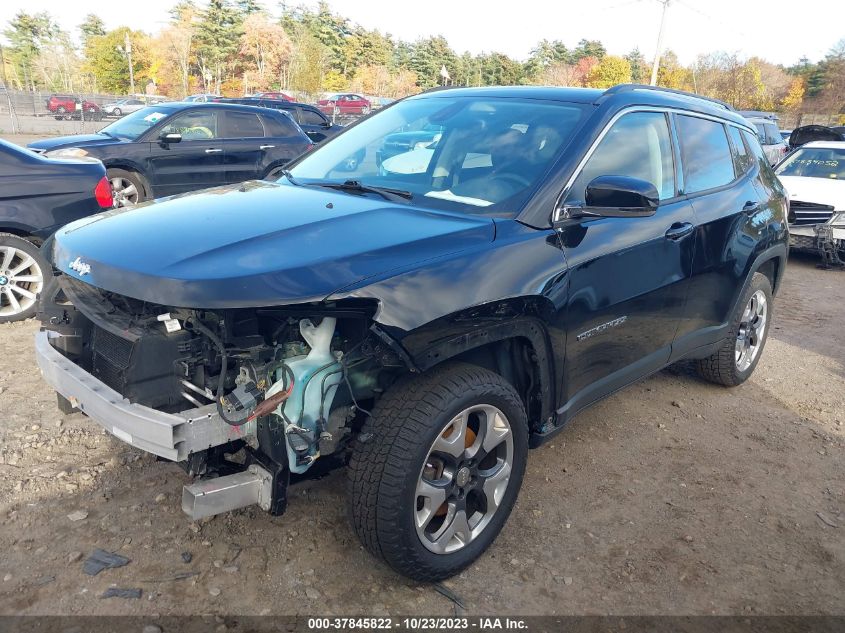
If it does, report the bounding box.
[38,274,410,516]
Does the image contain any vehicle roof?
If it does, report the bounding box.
[162,101,291,114]
[408,85,751,128]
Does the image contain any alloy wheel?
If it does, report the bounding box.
[415,404,514,554]
[0,246,44,319]
[111,177,139,207]
[735,289,767,372]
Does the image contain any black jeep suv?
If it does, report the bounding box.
[36,85,787,581]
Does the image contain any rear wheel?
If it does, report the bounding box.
[107,168,147,207]
[113,107,122,117]
[0,233,48,323]
[348,362,528,581]
[697,272,772,386]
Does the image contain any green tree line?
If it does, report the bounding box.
[1,0,843,117]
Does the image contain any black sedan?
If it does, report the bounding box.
[0,138,110,322]
[28,103,313,206]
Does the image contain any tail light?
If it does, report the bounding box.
[94,176,113,208]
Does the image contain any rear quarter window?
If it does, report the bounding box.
[263,113,303,139]
[676,115,735,193]
[300,108,327,126]
[727,126,753,176]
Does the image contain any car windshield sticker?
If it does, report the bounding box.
[144,112,168,123]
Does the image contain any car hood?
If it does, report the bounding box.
[50,181,495,308]
[28,134,124,152]
[779,176,845,211]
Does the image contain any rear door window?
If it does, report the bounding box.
[676,115,735,193]
[222,111,265,138]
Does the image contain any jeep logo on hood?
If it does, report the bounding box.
[69,256,91,276]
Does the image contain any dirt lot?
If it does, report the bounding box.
[0,254,842,617]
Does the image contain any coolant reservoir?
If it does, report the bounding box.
[265,317,342,473]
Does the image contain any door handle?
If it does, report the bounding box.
[204,148,222,154]
[665,222,695,241]
[259,145,275,149]
[743,201,761,215]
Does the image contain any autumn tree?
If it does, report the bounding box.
[156,3,197,97]
[78,14,106,49]
[586,55,632,88]
[83,27,151,93]
[3,11,59,90]
[239,13,292,91]
[780,77,804,113]
[195,0,241,93]
[625,48,648,84]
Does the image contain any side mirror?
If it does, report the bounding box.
[556,175,659,224]
[159,132,182,144]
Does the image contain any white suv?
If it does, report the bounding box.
[741,111,788,165]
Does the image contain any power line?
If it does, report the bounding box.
[650,0,671,86]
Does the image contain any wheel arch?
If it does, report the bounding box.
[0,224,40,242]
[401,310,557,436]
[103,162,152,198]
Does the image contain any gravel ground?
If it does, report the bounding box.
[0,253,842,616]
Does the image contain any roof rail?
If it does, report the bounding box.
[737,110,779,121]
[599,84,735,111]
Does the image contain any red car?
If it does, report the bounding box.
[317,93,371,116]
[46,94,103,121]
[252,92,295,102]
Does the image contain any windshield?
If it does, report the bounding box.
[776,147,845,179]
[99,107,173,140]
[288,96,588,215]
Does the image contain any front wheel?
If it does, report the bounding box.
[697,272,773,386]
[113,107,122,117]
[0,233,48,323]
[348,362,528,581]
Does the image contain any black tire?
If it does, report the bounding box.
[348,362,529,581]
[0,233,50,323]
[107,168,148,206]
[696,272,773,386]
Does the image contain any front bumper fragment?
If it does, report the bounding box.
[34,331,255,461]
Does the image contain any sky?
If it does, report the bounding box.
[0,0,842,67]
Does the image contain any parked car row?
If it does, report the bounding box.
[13,93,844,331]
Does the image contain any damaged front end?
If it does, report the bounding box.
[36,273,409,519]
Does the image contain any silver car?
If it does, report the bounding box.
[740,112,788,165]
[102,98,147,117]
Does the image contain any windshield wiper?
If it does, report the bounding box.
[279,169,303,186]
[310,180,413,202]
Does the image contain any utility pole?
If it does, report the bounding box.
[125,32,135,95]
[649,0,671,86]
